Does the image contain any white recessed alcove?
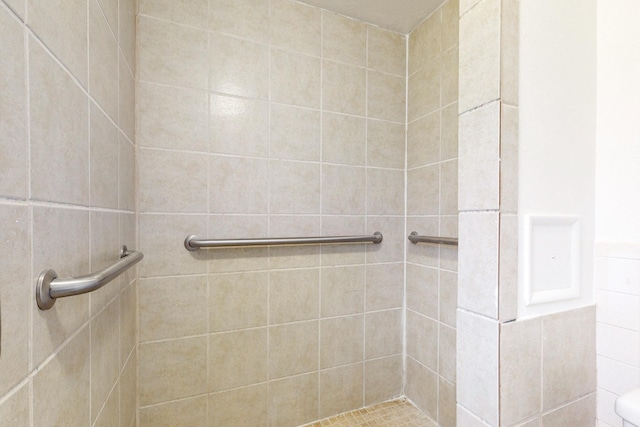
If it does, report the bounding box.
[524,215,581,306]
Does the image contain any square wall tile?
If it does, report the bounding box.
[139,275,208,341]
[364,355,403,406]
[407,165,439,216]
[30,39,89,205]
[269,159,320,214]
[137,16,208,89]
[319,363,364,419]
[320,315,364,368]
[210,272,268,331]
[320,215,366,266]
[367,169,405,215]
[408,57,441,122]
[408,11,441,75]
[459,101,500,211]
[441,102,459,160]
[210,94,269,157]
[406,263,439,318]
[406,310,438,370]
[405,357,438,419]
[500,317,542,426]
[501,104,519,213]
[365,309,402,359]
[458,211,499,318]
[441,0,459,52]
[268,373,319,427]
[138,213,208,278]
[271,104,321,162]
[459,0,500,113]
[457,309,499,426]
[139,148,209,213]
[543,306,596,410]
[269,269,319,324]
[138,82,208,152]
[210,385,268,427]
[210,155,269,214]
[270,0,320,56]
[322,60,366,116]
[501,0,519,106]
[32,206,90,365]
[322,11,366,67]
[368,70,405,123]
[366,263,404,311]
[209,33,269,100]
[321,265,365,317]
[118,134,135,211]
[33,329,90,426]
[139,337,208,405]
[321,165,366,215]
[367,216,405,263]
[209,0,269,42]
[367,119,405,169]
[90,301,120,423]
[368,26,406,76]
[441,46,459,106]
[27,0,87,85]
[270,48,321,108]
[269,321,319,379]
[90,103,118,209]
[89,0,118,121]
[407,110,440,169]
[0,6,27,199]
[440,324,457,382]
[499,213,519,321]
[209,329,268,391]
[322,112,366,166]
[89,210,120,312]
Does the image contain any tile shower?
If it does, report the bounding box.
[135,0,443,424]
[0,0,618,426]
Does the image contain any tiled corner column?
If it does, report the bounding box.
[456,0,518,424]
[458,1,597,426]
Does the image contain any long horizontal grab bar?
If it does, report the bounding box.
[408,232,458,246]
[36,246,143,310]
[184,232,383,251]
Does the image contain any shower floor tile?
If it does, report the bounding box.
[302,399,436,427]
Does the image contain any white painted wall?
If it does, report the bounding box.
[518,0,597,319]
[596,0,640,243]
[595,2,640,425]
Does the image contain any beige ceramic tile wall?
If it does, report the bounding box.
[0,0,138,426]
[136,1,406,425]
[457,0,597,425]
[405,1,458,426]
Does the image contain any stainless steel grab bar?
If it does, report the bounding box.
[36,245,143,310]
[408,232,458,246]
[184,232,383,251]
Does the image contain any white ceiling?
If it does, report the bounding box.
[295,0,446,34]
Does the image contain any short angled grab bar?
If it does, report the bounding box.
[408,232,458,246]
[184,232,383,251]
[36,245,143,310]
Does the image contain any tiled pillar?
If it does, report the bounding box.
[457,0,519,424]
